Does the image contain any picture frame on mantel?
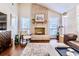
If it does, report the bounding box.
[35,14,44,22]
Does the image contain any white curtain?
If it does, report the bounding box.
[11,17,18,40]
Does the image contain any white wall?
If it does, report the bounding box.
[18,3,31,32]
[63,7,77,34]
[18,3,31,17]
[48,10,61,18]
[76,5,79,41]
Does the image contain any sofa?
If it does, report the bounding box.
[64,34,77,44]
[0,31,12,52]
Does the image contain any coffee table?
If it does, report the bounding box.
[55,43,79,56]
[55,47,79,56]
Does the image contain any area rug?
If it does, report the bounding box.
[21,43,59,56]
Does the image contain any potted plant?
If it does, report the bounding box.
[15,35,19,45]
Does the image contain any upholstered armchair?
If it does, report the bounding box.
[20,31,31,45]
[20,31,27,44]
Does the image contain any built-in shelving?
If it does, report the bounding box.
[0,12,7,30]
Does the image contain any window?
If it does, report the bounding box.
[48,16,58,35]
[20,17,31,34]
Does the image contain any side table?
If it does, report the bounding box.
[23,36,31,44]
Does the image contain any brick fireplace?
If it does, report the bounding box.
[35,27,45,35]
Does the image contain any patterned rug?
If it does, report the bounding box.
[21,43,59,56]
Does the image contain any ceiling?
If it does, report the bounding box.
[38,3,78,14]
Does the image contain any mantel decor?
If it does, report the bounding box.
[32,18,35,24]
[35,14,44,22]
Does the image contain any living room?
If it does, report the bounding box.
[0,3,79,56]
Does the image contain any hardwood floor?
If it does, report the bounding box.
[0,40,49,56]
[0,44,26,56]
[0,39,55,56]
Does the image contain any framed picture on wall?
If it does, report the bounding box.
[35,14,44,22]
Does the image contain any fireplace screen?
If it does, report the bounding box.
[35,28,45,35]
